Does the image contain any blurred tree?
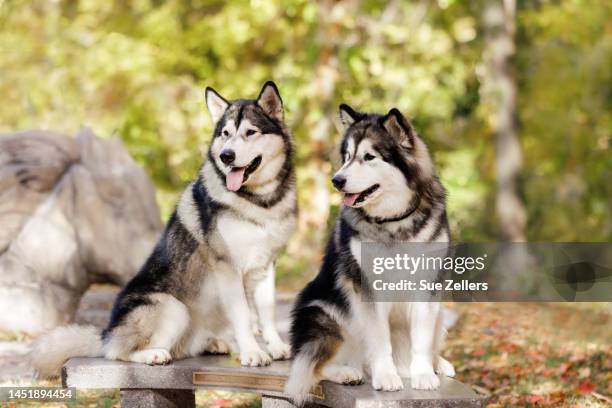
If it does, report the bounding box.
[481,0,526,241]
[0,0,609,286]
[517,0,611,242]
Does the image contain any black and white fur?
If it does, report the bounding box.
[285,105,455,406]
[31,81,296,376]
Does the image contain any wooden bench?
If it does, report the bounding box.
[62,355,483,407]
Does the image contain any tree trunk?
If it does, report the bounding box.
[481,0,527,242]
[481,1,537,295]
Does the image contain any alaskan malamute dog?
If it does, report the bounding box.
[285,105,455,405]
[32,81,296,376]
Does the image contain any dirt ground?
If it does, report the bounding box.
[0,285,610,407]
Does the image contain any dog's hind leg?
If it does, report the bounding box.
[321,364,364,385]
[204,338,232,355]
[320,340,364,385]
[253,264,291,360]
[114,294,190,365]
[436,356,455,377]
[433,315,455,377]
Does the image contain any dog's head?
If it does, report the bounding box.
[332,104,435,219]
[205,81,291,192]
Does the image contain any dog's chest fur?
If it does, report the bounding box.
[179,162,297,275]
[339,205,449,293]
[216,210,295,272]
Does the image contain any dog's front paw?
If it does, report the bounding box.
[128,348,172,365]
[410,361,440,390]
[411,371,440,390]
[410,356,440,390]
[266,340,291,360]
[372,371,404,391]
[322,365,364,385]
[240,349,272,367]
[437,357,455,378]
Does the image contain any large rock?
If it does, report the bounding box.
[0,128,162,334]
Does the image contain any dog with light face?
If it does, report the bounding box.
[285,105,454,405]
[31,82,296,377]
[207,83,293,198]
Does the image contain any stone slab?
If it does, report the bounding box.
[63,356,483,407]
[120,389,195,408]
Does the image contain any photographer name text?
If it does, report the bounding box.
[372,279,488,291]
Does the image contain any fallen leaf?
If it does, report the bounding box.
[577,379,595,395]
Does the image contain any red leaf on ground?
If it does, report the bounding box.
[577,379,595,395]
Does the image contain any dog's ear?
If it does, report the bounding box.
[205,87,230,124]
[257,81,284,122]
[338,104,364,132]
[382,108,415,149]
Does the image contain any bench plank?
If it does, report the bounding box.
[63,356,483,407]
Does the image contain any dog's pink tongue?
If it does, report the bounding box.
[343,193,359,207]
[226,168,246,191]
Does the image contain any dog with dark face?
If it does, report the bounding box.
[285,105,455,405]
[31,82,296,376]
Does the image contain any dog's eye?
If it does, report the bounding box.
[223,130,229,137]
[364,153,375,161]
[246,129,256,137]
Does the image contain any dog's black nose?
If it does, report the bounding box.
[332,175,346,190]
[220,149,235,165]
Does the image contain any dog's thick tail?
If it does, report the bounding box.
[284,351,320,407]
[29,325,103,378]
[284,305,342,407]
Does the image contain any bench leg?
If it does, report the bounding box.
[120,389,195,408]
[262,396,297,407]
[262,395,323,408]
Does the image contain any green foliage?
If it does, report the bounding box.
[0,0,609,283]
[518,0,612,241]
